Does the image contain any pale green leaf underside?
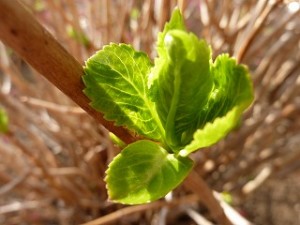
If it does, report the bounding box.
[83,44,163,140]
[180,107,241,156]
[105,140,194,204]
[151,30,212,149]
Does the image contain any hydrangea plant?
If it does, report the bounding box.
[83,8,253,205]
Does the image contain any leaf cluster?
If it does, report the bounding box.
[83,8,253,204]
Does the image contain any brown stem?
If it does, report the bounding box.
[235,0,281,63]
[0,0,134,144]
[81,194,199,225]
[184,170,233,225]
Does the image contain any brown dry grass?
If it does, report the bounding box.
[0,0,299,224]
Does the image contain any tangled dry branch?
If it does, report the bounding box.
[0,0,299,224]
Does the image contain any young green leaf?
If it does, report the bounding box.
[180,55,253,156]
[150,9,253,151]
[150,30,212,150]
[105,140,194,204]
[83,44,163,140]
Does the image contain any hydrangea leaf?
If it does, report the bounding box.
[83,43,164,140]
[180,55,254,156]
[150,9,253,152]
[105,140,194,204]
[150,30,212,150]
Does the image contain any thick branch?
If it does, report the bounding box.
[0,0,134,143]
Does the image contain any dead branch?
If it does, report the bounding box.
[0,0,134,144]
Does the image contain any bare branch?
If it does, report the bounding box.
[0,0,134,143]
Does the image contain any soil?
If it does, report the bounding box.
[242,173,300,225]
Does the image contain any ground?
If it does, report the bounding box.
[243,173,300,225]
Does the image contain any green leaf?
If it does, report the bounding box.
[83,44,164,141]
[150,9,253,152]
[150,30,212,149]
[180,55,253,156]
[0,108,8,133]
[105,140,194,204]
